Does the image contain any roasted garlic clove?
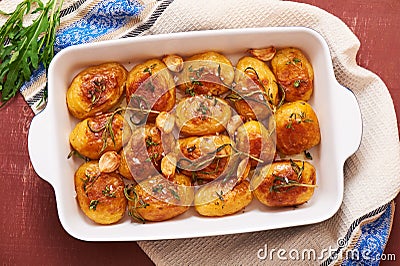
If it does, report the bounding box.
[162,54,184,73]
[156,111,176,134]
[226,115,244,137]
[247,46,276,61]
[161,153,177,179]
[99,151,121,173]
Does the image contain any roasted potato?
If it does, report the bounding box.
[253,160,316,207]
[275,101,320,155]
[126,59,176,122]
[122,123,164,182]
[194,180,253,217]
[271,47,314,102]
[69,111,127,159]
[126,174,193,222]
[236,120,276,168]
[66,62,127,119]
[180,51,234,96]
[177,135,232,181]
[74,161,127,224]
[232,56,278,120]
[118,149,134,180]
[175,95,231,136]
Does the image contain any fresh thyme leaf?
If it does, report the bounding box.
[304,151,313,160]
[89,200,99,210]
[169,189,180,201]
[185,87,195,96]
[0,0,64,106]
[293,58,301,63]
[216,191,224,201]
[67,150,89,161]
[293,80,301,88]
[145,137,159,147]
[102,185,116,198]
[152,184,164,193]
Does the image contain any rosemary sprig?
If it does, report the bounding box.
[0,0,64,106]
[270,174,316,193]
[86,108,123,153]
[124,185,149,224]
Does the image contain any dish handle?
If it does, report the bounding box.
[28,109,57,187]
[334,83,363,160]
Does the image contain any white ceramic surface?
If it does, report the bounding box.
[28,27,362,241]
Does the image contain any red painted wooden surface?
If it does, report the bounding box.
[0,0,398,265]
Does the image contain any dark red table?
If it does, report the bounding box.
[0,1,398,264]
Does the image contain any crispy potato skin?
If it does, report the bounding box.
[253,160,316,207]
[271,47,314,102]
[236,120,276,168]
[69,112,126,159]
[175,95,231,136]
[126,59,176,121]
[275,101,320,155]
[178,135,232,180]
[180,51,234,96]
[122,124,164,182]
[66,62,127,119]
[74,161,127,224]
[195,180,253,217]
[234,56,278,120]
[128,174,193,222]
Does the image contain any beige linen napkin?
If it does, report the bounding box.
[134,0,400,265]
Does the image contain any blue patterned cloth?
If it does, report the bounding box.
[55,0,143,51]
[341,203,393,266]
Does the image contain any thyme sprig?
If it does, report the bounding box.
[124,185,149,224]
[87,108,123,153]
[270,174,316,193]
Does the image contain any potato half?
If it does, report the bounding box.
[126,174,193,222]
[75,161,127,224]
[175,95,231,136]
[195,180,253,217]
[66,62,127,119]
[233,56,278,120]
[271,47,314,102]
[177,135,232,181]
[275,101,320,155]
[69,112,127,160]
[253,160,316,207]
[126,59,176,122]
[180,51,234,96]
[236,120,276,168]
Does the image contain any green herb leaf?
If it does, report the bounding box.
[0,0,64,106]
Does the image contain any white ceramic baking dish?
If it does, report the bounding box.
[28,27,362,241]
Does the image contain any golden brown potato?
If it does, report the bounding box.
[175,95,231,136]
[236,120,276,168]
[177,135,232,181]
[180,51,234,96]
[74,161,127,224]
[126,59,176,122]
[275,101,320,155]
[195,180,253,217]
[69,111,127,160]
[253,160,316,207]
[233,56,278,120]
[66,62,127,119]
[271,47,314,102]
[118,149,133,180]
[125,174,193,222]
[122,123,164,182]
